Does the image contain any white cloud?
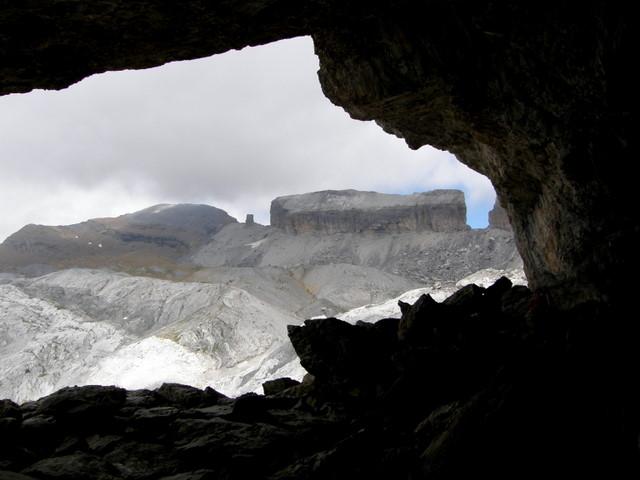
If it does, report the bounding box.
[0,36,494,242]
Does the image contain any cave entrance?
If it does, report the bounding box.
[0,35,523,402]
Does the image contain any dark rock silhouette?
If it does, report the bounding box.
[2,280,637,478]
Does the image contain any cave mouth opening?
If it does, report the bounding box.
[0,35,527,405]
[0,36,497,243]
[0,5,637,477]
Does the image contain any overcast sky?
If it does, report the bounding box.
[0,36,495,242]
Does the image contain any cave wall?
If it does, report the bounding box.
[0,1,634,308]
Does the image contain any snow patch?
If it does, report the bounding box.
[151,204,175,214]
[246,238,267,249]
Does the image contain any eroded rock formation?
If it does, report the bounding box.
[270,189,468,234]
[2,1,633,309]
[488,199,511,231]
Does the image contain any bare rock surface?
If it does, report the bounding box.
[0,204,236,276]
[192,223,520,285]
[271,189,468,234]
[488,200,511,231]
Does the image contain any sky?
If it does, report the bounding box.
[0,36,495,242]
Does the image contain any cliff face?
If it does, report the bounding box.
[488,200,511,231]
[270,190,468,234]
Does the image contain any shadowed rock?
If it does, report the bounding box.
[0,280,637,478]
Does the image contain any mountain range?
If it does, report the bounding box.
[0,189,523,402]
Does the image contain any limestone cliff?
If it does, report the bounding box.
[488,199,511,231]
[270,190,468,234]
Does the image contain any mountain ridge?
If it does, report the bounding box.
[0,189,523,403]
[0,190,519,282]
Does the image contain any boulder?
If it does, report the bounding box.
[262,378,301,396]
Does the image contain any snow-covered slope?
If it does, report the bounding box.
[336,267,527,324]
[0,283,128,402]
[1,270,304,402]
[0,267,525,404]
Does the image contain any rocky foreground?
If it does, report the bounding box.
[1,278,637,479]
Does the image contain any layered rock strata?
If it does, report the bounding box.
[270,190,468,234]
[488,199,511,231]
[0,204,236,275]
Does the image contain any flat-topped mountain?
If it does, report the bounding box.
[271,189,468,234]
[0,189,518,283]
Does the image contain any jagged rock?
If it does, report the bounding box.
[0,399,21,420]
[488,200,511,231]
[397,294,441,342]
[35,385,126,419]
[0,282,637,478]
[442,284,485,311]
[262,378,300,396]
[288,318,398,393]
[271,190,468,234]
[155,383,225,408]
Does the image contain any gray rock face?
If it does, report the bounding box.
[0,204,236,275]
[270,190,468,234]
[192,223,521,286]
[488,200,511,231]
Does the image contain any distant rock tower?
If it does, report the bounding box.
[488,199,512,231]
[245,214,255,226]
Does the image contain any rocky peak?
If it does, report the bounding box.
[488,199,511,231]
[270,189,468,234]
[113,203,237,234]
[0,204,237,274]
